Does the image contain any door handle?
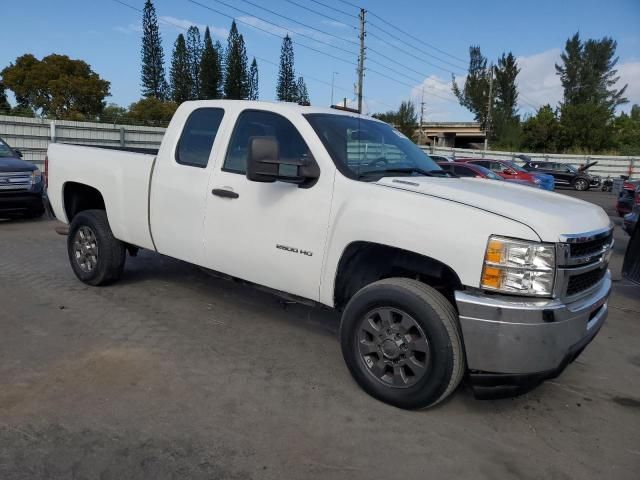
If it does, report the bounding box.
[212,188,239,199]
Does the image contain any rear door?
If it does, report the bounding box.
[203,109,334,301]
[150,107,225,265]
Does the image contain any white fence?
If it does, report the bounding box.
[1,114,637,179]
[422,145,638,179]
[0,115,165,169]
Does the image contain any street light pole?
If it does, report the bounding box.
[331,72,338,106]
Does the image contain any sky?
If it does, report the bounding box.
[1,0,639,121]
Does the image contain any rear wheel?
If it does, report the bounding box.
[67,209,126,286]
[340,278,465,409]
[574,178,589,191]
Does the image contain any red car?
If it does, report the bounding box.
[616,180,640,217]
[455,158,538,185]
[437,162,537,187]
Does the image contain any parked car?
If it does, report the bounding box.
[46,100,612,409]
[455,158,554,190]
[429,154,455,163]
[520,160,600,191]
[437,161,537,187]
[0,137,45,219]
[623,205,638,236]
[616,180,640,217]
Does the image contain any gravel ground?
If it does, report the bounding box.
[0,188,639,480]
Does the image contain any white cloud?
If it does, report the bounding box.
[617,62,640,111]
[114,23,142,34]
[159,16,228,39]
[409,75,466,121]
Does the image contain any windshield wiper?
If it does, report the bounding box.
[357,167,436,179]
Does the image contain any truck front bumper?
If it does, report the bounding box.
[455,273,611,398]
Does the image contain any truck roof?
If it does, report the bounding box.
[178,99,378,120]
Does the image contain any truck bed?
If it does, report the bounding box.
[47,143,157,250]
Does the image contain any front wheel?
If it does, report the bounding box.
[340,278,465,409]
[574,178,589,191]
[67,209,126,286]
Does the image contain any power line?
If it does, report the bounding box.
[367,26,466,74]
[307,0,359,19]
[367,68,457,104]
[367,10,468,65]
[335,0,361,10]
[189,0,357,65]
[233,0,359,46]
[283,0,357,30]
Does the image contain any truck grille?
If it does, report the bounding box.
[566,266,607,296]
[569,231,613,258]
[0,171,32,191]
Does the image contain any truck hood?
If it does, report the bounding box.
[376,176,610,242]
[0,157,36,172]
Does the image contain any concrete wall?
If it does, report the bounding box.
[423,145,638,179]
[0,115,165,169]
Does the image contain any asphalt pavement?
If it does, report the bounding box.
[0,188,639,479]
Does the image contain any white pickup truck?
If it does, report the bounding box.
[47,100,612,409]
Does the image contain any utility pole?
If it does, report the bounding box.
[484,62,494,152]
[419,87,425,145]
[331,71,338,106]
[357,8,366,114]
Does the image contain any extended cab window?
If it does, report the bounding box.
[223,110,311,175]
[176,108,225,168]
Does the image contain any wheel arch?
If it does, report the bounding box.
[333,241,463,310]
[63,182,106,223]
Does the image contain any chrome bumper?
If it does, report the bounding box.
[455,272,611,375]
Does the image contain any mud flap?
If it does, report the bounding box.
[623,220,640,285]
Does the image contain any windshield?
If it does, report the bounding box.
[475,165,503,180]
[0,140,16,158]
[504,161,527,173]
[566,164,578,173]
[304,114,441,180]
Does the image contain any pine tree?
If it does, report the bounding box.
[224,21,249,99]
[141,0,168,99]
[170,34,191,104]
[0,81,10,113]
[200,27,223,99]
[248,58,259,100]
[491,52,521,146]
[276,35,297,102]
[296,76,309,105]
[186,26,202,99]
[452,46,491,129]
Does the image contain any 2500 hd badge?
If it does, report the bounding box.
[276,244,313,257]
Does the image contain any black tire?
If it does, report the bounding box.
[573,178,589,191]
[24,207,44,219]
[340,278,465,409]
[67,209,126,286]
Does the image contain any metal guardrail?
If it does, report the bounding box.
[422,145,638,179]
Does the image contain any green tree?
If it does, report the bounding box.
[555,33,628,151]
[100,103,129,124]
[296,76,309,105]
[0,81,10,114]
[613,105,640,155]
[371,111,397,124]
[395,101,417,138]
[452,46,491,129]
[141,0,168,99]
[224,21,249,99]
[1,53,110,119]
[277,35,297,102]
[127,97,177,125]
[200,27,223,99]
[491,52,521,148]
[521,105,560,152]
[170,34,191,104]
[248,58,259,100]
[186,26,202,99]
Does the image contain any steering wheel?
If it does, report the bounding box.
[365,157,388,168]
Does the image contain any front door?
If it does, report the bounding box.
[203,109,334,301]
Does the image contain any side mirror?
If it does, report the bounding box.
[14,148,23,158]
[246,136,319,186]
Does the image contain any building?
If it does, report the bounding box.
[415,122,485,148]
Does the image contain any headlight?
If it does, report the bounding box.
[481,236,555,296]
[31,169,42,184]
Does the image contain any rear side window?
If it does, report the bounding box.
[223,110,311,174]
[176,108,225,168]
[454,165,476,177]
[473,160,490,168]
